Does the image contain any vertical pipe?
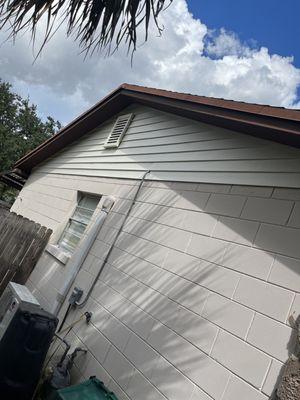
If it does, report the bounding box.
[52,196,115,316]
[75,170,150,308]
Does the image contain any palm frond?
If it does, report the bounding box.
[0,0,173,56]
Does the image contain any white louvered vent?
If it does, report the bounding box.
[104,113,134,148]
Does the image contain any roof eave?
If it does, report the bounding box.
[0,169,28,190]
[14,85,300,173]
[122,89,300,147]
[15,89,131,172]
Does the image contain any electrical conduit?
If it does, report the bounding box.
[52,195,115,316]
[75,170,150,309]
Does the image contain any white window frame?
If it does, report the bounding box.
[57,192,101,254]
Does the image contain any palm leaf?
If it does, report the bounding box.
[0,0,173,56]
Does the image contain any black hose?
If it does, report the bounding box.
[57,304,72,333]
[55,336,71,367]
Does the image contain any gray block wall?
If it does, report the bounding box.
[12,174,300,400]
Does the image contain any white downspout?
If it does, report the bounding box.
[52,196,115,316]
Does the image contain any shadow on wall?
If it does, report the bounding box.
[25,172,300,400]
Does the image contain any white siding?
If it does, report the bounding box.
[34,104,300,188]
[10,103,300,399]
[11,174,300,400]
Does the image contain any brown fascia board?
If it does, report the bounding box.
[122,89,300,147]
[121,84,300,122]
[15,89,132,173]
[0,173,25,190]
[14,83,300,173]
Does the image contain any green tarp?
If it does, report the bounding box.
[53,377,118,400]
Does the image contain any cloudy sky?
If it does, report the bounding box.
[0,0,299,125]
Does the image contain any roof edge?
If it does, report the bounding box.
[15,85,125,168]
[121,84,300,122]
[14,84,300,172]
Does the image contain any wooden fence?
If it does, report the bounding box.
[0,209,52,295]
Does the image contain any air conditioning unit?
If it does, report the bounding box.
[0,282,58,400]
[0,282,40,340]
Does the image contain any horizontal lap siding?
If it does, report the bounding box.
[34,104,300,188]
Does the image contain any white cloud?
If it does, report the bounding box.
[0,0,299,124]
[205,28,253,58]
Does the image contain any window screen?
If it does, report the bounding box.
[58,193,100,254]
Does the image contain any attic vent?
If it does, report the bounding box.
[104,113,134,148]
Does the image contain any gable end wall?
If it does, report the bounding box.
[32,103,300,188]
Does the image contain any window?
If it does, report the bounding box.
[58,193,100,254]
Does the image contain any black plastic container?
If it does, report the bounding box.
[0,306,58,400]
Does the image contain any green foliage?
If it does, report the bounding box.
[0,79,61,203]
[0,185,16,204]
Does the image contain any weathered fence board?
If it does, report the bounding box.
[0,209,52,294]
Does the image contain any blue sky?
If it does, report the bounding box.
[188,0,300,67]
[0,0,299,124]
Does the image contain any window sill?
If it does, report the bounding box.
[45,244,71,265]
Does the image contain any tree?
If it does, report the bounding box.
[0,0,173,56]
[0,79,61,203]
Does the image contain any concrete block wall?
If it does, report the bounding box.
[13,173,300,400]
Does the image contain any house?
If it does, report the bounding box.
[6,84,300,400]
